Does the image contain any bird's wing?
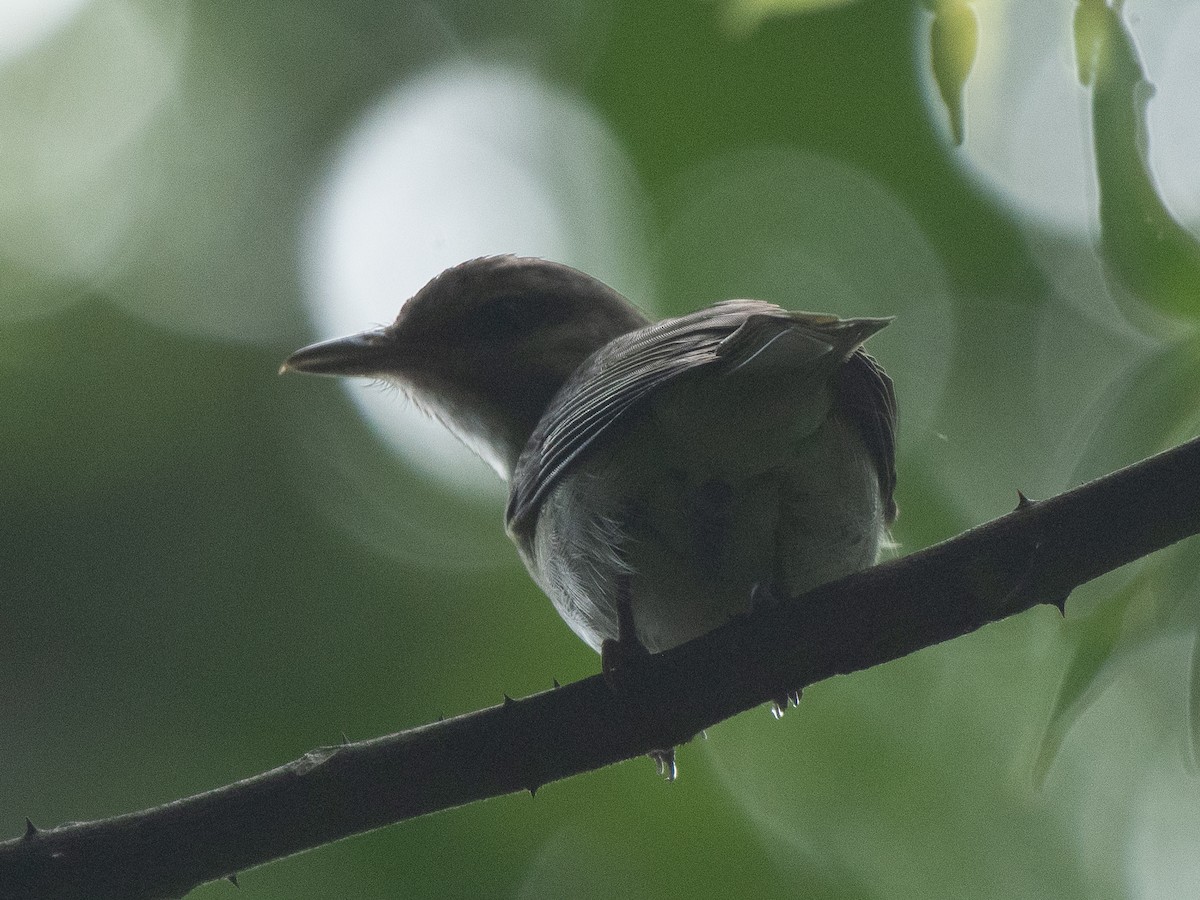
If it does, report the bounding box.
[837,349,898,524]
[506,301,894,535]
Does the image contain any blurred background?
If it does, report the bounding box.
[3,0,1199,896]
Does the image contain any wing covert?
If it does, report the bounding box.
[506,302,896,535]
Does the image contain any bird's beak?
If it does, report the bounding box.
[280,328,394,377]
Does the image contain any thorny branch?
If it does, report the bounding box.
[3,435,1200,900]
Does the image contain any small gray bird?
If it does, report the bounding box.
[284,256,896,664]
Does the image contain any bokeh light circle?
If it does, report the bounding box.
[661,145,954,453]
[304,62,653,497]
[0,0,184,320]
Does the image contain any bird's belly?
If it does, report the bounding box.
[527,387,886,654]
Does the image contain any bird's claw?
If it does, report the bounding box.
[769,688,803,719]
[649,747,677,781]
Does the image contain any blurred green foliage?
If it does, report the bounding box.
[2,0,1198,897]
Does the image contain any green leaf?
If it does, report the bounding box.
[1086,0,1200,323]
[1190,631,1200,772]
[1034,582,1135,785]
[1070,338,1200,488]
[929,0,978,145]
[1072,0,1108,87]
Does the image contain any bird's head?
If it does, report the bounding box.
[282,256,648,479]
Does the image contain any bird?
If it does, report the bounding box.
[283,255,897,673]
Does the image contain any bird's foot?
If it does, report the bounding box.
[649,747,677,782]
[600,576,677,779]
[600,634,650,691]
[749,583,802,717]
[602,638,677,779]
[601,574,651,694]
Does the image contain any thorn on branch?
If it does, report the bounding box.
[340,731,351,746]
[503,694,515,707]
[552,678,561,689]
[4,436,1194,898]
[1016,490,1035,509]
[227,872,240,888]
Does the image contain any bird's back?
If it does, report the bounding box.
[511,305,894,652]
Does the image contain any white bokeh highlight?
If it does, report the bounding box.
[0,0,90,62]
[1128,765,1200,900]
[919,0,1200,235]
[304,63,652,496]
[0,0,185,320]
[1145,2,1200,227]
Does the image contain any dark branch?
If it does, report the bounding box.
[4,436,1200,900]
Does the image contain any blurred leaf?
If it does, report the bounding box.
[929,0,977,145]
[1085,0,1200,323]
[1034,582,1133,785]
[1190,631,1200,772]
[1036,336,1200,781]
[1070,337,1200,487]
[708,612,1099,900]
[1072,0,1106,87]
